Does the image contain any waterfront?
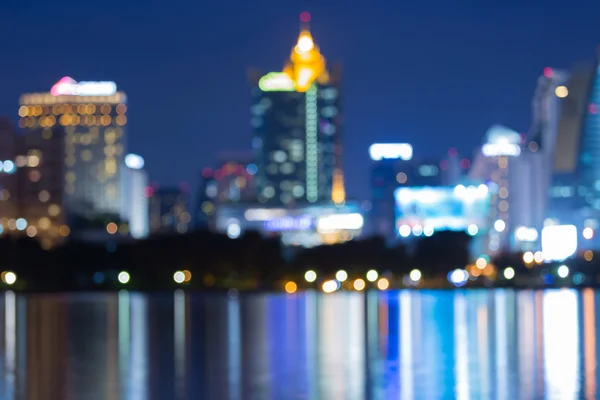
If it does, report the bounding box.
[0,289,595,399]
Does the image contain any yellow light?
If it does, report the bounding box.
[118,271,130,284]
[106,222,118,234]
[4,272,16,285]
[366,269,378,282]
[377,278,390,291]
[304,270,317,283]
[353,278,366,291]
[584,250,594,262]
[182,270,192,282]
[409,269,422,282]
[285,281,297,294]
[555,86,568,98]
[322,279,338,293]
[173,271,185,284]
[503,267,515,280]
[523,251,534,264]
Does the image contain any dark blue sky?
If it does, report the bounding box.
[1,0,599,199]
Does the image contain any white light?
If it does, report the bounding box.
[369,143,413,161]
[399,224,411,237]
[583,227,594,240]
[477,184,489,196]
[412,224,423,236]
[118,271,130,284]
[322,279,339,293]
[449,269,468,285]
[503,267,515,280]
[317,213,363,232]
[2,160,15,173]
[494,219,506,232]
[297,36,314,52]
[125,154,144,170]
[366,270,378,282]
[4,272,16,285]
[542,225,577,261]
[409,269,421,282]
[534,251,544,263]
[304,270,317,283]
[335,270,348,282]
[481,143,521,157]
[227,223,241,239]
[51,77,117,96]
[423,225,434,237]
[173,271,185,284]
[467,224,479,236]
[557,265,569,278]
[515,226,538,242]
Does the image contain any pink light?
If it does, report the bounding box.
[448,148,458,157]
[144,186,155,198]
[300,11,311,22]
[440,160,449,171]
[589,103,598,115]
[543,67,553,78]
[202,167,213,178]
[460,158,470,169]
[180,182,190,192]
[50,76,77,96]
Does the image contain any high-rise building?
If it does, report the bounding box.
[19,77,127,226]
[149,187,190,235]
[250,13,344,206]
[121,154,149,239]
[195,151,257,230]
[546,58,600,249]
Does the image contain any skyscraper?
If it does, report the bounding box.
[250,13,343,206]
[19,77,127,226]
[121,154,149,239]
[149,187,190,234]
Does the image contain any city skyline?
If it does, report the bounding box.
[1,1,600,200]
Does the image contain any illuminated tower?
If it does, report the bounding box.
[250,12,343,206]
[19,77,128,229]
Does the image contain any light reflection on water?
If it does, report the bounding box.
[0,289,597,399]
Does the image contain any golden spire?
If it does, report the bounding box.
[331,168,345,204]
[282,12,329,92]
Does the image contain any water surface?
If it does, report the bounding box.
[0,289,595,399]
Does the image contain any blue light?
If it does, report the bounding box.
[246,164,258,175]
[0,226,3,235]
[15,218,27,231]
[93,272,105,284]
[2,160,15,174]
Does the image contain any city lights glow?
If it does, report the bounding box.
[316,213,363,232]
[503,267,515,280]
[125,154,145,170]
[409,269,421,282]
[3,272,16,285]
[555,86,569,98]
[304,270,317,283]
[523,251,534,264]
[366,270,379,282]
[173,271,185,284]
[542,225,577,261]
[118,271,130,284]
[353,278,366,291]
[467,224,478,236]
[557,265,569,278]
[368,143,413,161]
[50,76,117,96]
[583,227,594,240]
[515,226,538,242]
[377,278,389,290]
[284,281,297,294]
[322,279,339,293]
[335,270,348,282]
[258,72,296,92]
[481,143,521,157]
[494,219,506,232]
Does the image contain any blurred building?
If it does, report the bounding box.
[215,201,364,247]
[195,151,257,230]
[249,14,344,206]
[0,118,18,228]
[149,187,190,234]
[469,125,523,254]
[19,77,128,228]
[368,143,467,240]
[15,126,67,247]
[546,60,600,251]
[121,154,149,239]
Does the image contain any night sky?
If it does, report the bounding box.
[1,0,599,200]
